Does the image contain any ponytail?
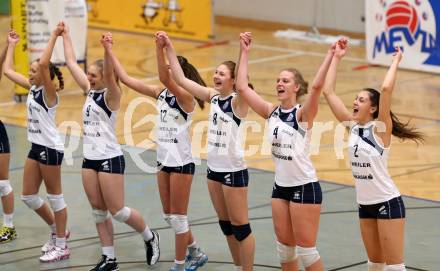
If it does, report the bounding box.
[177,55,206,110]
[49,62,64,91]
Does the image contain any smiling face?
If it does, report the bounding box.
[28,61,43,86]
[87,63,105,90]
[276,70,299,102]
[352,90,377,123]
[212,63,235,94]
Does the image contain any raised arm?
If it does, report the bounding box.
[101,33,121,111]
[155,32,193,110]
[299,40,336,126]
[377,47,402,140]
[161,32,215,102]
[232,34,250,118]
[236,32,274,119]
[61,22,90,92]
[39,25,63,106]
[2,30,30,89]
[322,40,352,122]
[108,39,161,99]
[0,44,7,79]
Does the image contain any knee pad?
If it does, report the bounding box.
[47,194,67,212]
[297,246,320,268]
[368,260,385,271]
[113,207,131,222]
[231,223,251,241]
[163,213,171,226]
[0,180,12,197]
[169,214,189,234]
[385,263,406,271]
[276,240,297,263]
[92,209,111,224]
[21,194,44,210]
[219,220,233,236]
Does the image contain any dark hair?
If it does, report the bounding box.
[284,68,308,97]
[364,88,424,143]
[177,55,206,110]
[48,63,64,91]
[34,59,64,91]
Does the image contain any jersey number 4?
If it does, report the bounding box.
[273,126,279,139]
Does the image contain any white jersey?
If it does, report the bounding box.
[348,122,400,204]
[26,85,63,151]
[156,89,193,166]
[207,93,246,172]
[83,89,122,160]
[267,105,317,187]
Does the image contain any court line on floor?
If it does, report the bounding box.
[1,206,437,271]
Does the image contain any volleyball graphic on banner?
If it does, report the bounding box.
[366,0,440,73]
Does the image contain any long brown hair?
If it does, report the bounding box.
[365,88,424,143]
[177,55,205,109]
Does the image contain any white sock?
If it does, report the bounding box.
[55,237,66,249]
[141,226,153,241]
[385,263,406,271]
[234,266,243,271]
[102,246,115,259]
[3,213,14,228]
[49,223,56,233]
[174,259,185,270]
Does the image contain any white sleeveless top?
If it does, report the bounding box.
[207,93,246,172]
[26,85,63,151]
[348,122,400,204]
[267,105,318,187]
[156,89,193,166]
[83,89,122,160]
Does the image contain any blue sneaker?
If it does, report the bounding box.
[185,249,208,271]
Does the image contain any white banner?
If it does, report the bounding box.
[27,0,87,64]
[366,0,440,73]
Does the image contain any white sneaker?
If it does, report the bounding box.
[40,246,71,262]
[41,230,71,253]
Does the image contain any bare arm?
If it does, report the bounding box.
[236,33,274,119]
[232,33,250,118]
[377,47,402,144]
[61,22,90,91]
[101,33,121,111]
[155,32,193,110]
[2,30,30,89]
[322,40,352,122]
[39,27,62,107]
[161,32,216,102]
[0,45,7,79]
[107,42,162,98]
[299,42,335,127]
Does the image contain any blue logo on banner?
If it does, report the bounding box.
[372,0,440,66]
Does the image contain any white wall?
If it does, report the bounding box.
[213,0,365,33]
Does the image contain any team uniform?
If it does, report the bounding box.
[348,122,405,219]
[206,93,248,187]
[0,120,10,154]
[268,105,322,204]
[156,88,195,174]
[26,85,64,165]
[82,89,124,174]
[21,85,70,261]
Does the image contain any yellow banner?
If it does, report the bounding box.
[10,0,29,96]
[87,0,213,41]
